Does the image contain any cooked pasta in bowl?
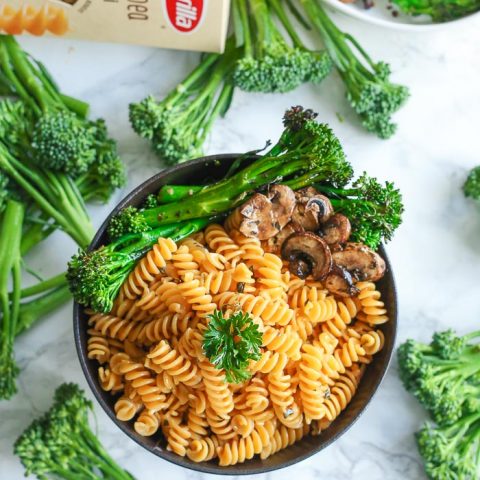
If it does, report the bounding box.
[73,153,397,475]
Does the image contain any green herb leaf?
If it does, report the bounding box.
[203,309,262,384]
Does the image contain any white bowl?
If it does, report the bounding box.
[322,0,480,31]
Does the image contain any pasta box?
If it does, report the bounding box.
[0,0,231,53]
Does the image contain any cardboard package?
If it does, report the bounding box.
[0,0,230,52]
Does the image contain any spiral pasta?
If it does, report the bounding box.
[147,340,202,387]
[204,224,245,266]
[85,215,389,466]
[123,237,177,299]
[134,410,160,436]
[356,282,389,325]
[199,360,234,417]
[217,422,274,466]
[0,4,69,36]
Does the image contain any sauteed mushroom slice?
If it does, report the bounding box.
[267,185,296,230]
[238,193,278,240]
[325,265,359,297]
[292,188,334,230]
[332,243,386,282]
[321,213,351,247]
[281,232,332,280]
[264,222,301,254]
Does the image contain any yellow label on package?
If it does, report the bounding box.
[0,0,230,52]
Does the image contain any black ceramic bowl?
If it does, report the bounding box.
[74,154,398,475]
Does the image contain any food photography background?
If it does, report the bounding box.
[0,11,479,480]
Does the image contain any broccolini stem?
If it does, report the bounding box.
[16,272,67,299]
[163,53,219,110]
[16,285,71,336]
[80,425,135,480]
[2,36,57,112]
[234,0,253,57]
[0,145,93,247]
[20,219,55,255]
[156,185,204,204]
[199,82,234,145]
[139,153,333,227]
[268,0,304,49]
[0,41,40,115]
[59,93,89,118]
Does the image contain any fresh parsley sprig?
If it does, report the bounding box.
[203,309,262,383]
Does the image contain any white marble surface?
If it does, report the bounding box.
[1,11,480,480]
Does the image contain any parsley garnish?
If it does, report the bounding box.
[203,310,262,383]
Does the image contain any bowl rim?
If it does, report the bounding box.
[73,153,398,475]
[322,0,480,31]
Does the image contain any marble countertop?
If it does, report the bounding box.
[1,11,480,480]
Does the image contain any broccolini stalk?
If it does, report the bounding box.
[130,39,238,165]
[0,199,24,399]
[109,106,352,239]
[300,0,409,139]
[393,0,480,22]
[398,329,480,426]
[16,285,71,336]
[233,0,330,93]
[313,173,404,249]
[14,383,135,480]
[68,218,211,313]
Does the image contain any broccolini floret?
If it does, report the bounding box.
[233,0,331,93]
[463,166,480,201]
[31,110,96,176]
[416,414,480,480]
[300,0,409,139]
[14,383,135,480]
[313,173,404,249]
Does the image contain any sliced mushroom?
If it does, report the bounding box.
[264,222,302,255]
[281,232,332,280]
[238,193,277,240]
[267,185,296,230]
[291,187,334,231]
[332,243,386,282]
[320,213,351,248]
[325,265,359,297]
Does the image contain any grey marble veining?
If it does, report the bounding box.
[1,12,480,480]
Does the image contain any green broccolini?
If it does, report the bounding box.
[399,329,480,479]
[463,166,480,201]
[233,0,331,93]
[110,106,352,239]
[416,414,480,480]
[0,35,122,183]
[129,39,238,165]
[398,329,480,426]
[14,383,135,480]
[203,310,262,383]
[393,0,480,22]
[300,0,409,139]
[0,200,24,399]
